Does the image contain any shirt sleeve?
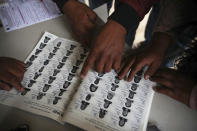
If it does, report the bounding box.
[109,0,158,32]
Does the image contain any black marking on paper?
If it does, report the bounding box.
[48,53,55,59]
[52,47,59,53]
[131,83,138,91]
[70,45,76,50]
[44,60,50,65]
[35,49,42,55]
[134,76,141,83]
[67,73,75,81]
[43,84,51,92]
[66,50,72,56]
[33,72,42,80]
[28,80,36,87]
[37,92,46,100]
[104,99,112,109]
[85,94,91,101]
[63,81,71,89]
[44,36,51,43]
[29,55,37,62]
[114,76,120,84]
[107,92,114,100]
[119,117,127,127]
[89,84,98,92]
[57,62,64,69]
[71,66,79,73]
[99,108,107,119]
[61,56,68,62]
[94,78,101,85]
[111,83,119,91]
[39,43,46,49]
[21,88,31,96]
[39,66,45,72]
[125,98,133,108]
[48,76,56,84]
[128,90,136,99]
[26,61,33,68]
[122,107,130,117]
[53,69,60,76]
[53,97,61,105]
[59,89,66,96]
[80,100,90,110]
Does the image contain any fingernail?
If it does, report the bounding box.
[145,75,150,80]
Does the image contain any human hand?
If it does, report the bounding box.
[63,0,97,47]
[80,20,126,78]
[150,68,196,105]
[0,57,26,91]
[118,32,173,81]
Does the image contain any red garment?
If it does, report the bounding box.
[119,0,158,19]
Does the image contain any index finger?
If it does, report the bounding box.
[80,52,97,78]
[118,56,136,80]
[127,62,144,82]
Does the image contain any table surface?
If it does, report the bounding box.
[0,4,197,131]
